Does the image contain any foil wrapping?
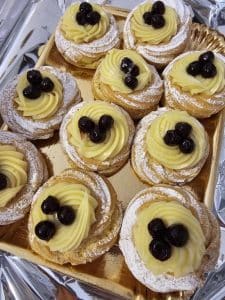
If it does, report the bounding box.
[0,0,225,299]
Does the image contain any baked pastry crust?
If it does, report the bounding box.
[60,101,135,176]
[28,168,122,265]
[0,66,81,140]
[0,131,48,225]
[131,107,209,185]
[163,51,225,118]
[123,0,192,68]
[119,185,220,293]
[92,63,163,120]
[55,9,120,69]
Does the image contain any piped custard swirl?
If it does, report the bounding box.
[169,52,225,96]
[0,145,28,208]
[131,2,178,45]
[133,200,205,277]
[15,71,63,120]
[146,110,207,170]
[60,3,109,44]
[32,182,98,252]
[67,102,129,161]
[100,49,151,93]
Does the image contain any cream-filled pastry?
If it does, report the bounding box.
[131,108,209,185]
[163,50,225,118]
[60,101,135,176]
[123,0,192,68]
[119,185,220,292]
[0,66,81,140]
[0,131,48,225]
[29,169,122,265]
[92,49,163,119]
[55,2,120,69]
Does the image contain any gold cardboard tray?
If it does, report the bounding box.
[0,6,225,300]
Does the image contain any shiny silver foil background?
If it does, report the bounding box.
[1,0,225,299]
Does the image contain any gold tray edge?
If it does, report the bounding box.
[0,241,133,299]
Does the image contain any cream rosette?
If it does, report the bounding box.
[131,108,209,185]
[123,0,192,68]
[119,185,220,292]
[163,51,225,118]
[29,169,122,265]
[55,3,120,69]
[60,101,135,176]
[0,131,48,225]
[0,66,81,140]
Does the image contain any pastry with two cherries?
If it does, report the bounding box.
[0,67,81,139]
[0,131,48,225]
[123,0,192,68]
[60,101,135,176]
[131,108,209,185]
[119,185,220,292]
[29,169,122,265]
[163,50,225,118]
[92,49,163,119]
[55,2,120,69]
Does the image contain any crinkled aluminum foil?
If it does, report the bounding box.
[0,0,225,299]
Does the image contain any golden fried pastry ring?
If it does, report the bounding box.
[119,185,220,292]
[0,131,48,225]
[29,169,122,265]
[0,66,81,140]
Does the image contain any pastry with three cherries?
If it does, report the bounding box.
[55,2,120,69]
[163,50,225,118]
[60,101,135,176]
[123,0,192,68]
[92,49,163,119]
[0,66,81,140]
[29,169,122,265]
[131,108,209,185]
[119,185,220,293]
[0,131,48,225]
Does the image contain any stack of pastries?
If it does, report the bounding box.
[0,0,223,297]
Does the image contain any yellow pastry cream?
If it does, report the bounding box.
[15,70,63,121]
[133,200,205,277]
[68,102,129,161]
[146,110,207,170]
[32,181,98,252]
[99,49,151,93]
[0,145,28,208]
[60,3,109,44]
[169,52,225,96]
[131,2,178,45]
